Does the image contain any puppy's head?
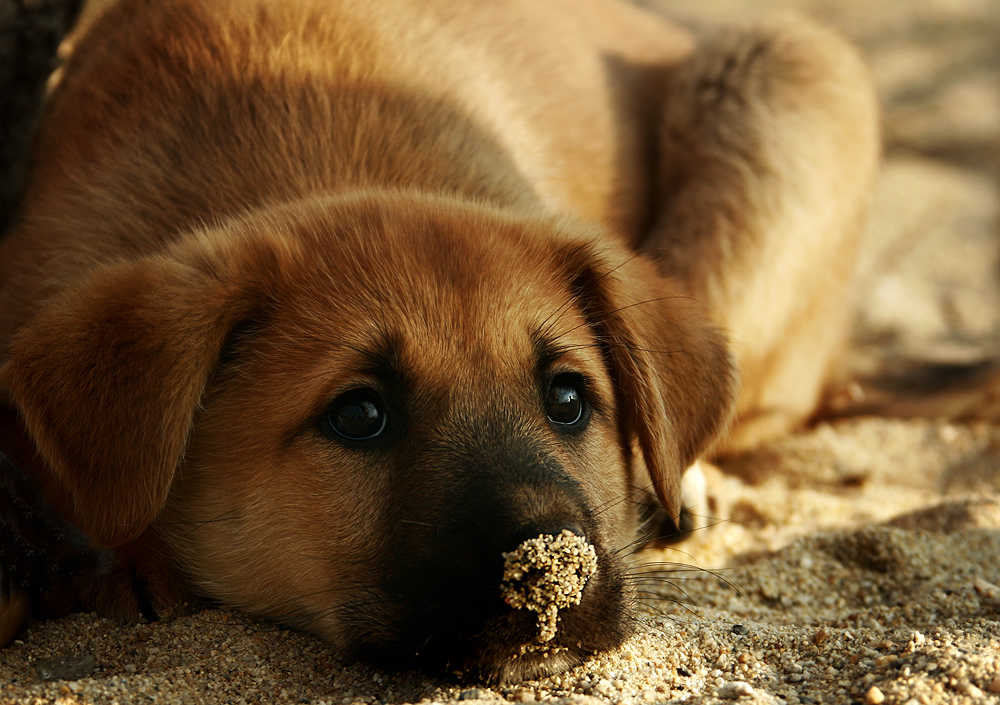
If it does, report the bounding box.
[2,192,734,681]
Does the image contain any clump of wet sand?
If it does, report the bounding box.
[501,531,598,643]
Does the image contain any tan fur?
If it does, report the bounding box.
[0,0,878,677]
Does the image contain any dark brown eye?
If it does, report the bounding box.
[326,391,387,441]
[545,376,585,426]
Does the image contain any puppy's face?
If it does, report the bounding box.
[3,192,734,681]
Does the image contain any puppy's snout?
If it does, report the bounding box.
[366,438,631,680]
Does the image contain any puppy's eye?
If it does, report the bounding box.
[545,376,585,427]
[326,391,387,441]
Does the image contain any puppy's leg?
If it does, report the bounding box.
[641,17,880,453]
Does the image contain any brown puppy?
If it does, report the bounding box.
[0,0,879,682]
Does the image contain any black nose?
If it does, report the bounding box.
[427,449,597,594]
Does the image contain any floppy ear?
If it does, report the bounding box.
[566,244,737,520]
[1,250,255,548]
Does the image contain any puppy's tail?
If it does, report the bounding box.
[818,357,1000,422]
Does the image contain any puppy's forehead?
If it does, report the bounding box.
[264,197,601,378]
[312,237,582,369]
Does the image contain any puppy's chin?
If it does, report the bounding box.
[487,646,585,684]
[359,636,593,685]
[459,614,627,684]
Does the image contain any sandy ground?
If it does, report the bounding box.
[2,0,999,703]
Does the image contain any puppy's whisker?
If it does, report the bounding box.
[633,601,668,618]
[537,295,583,343]
[629,570,703,604]
[590,483,656,518]
[547,294,695,345]
[625,575,713,587]
[535,240,613,338]
[627,562,716,575]
[633,589,691,605]
[630,563,747,602]
[537,247,648,341]
[642,598,701,618]
[615,534,657,558]
[558,340,695,358]
[626,527,711,555]
[630,542,700,565]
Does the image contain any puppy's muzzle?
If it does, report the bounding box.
[356,428,632,682]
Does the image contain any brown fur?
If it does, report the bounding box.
[0,0,878,680]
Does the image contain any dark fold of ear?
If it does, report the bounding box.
[1,252,255,548]
[565,243,737,521]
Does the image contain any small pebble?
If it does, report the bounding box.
[718,681,755,699]
[731,624,748,636]
[865,685,885,704]
[35,653,97,681]
[973,576,1000,597]
[964,684,984,698]
[593,678,613,696]
[458,689,482,701]
[988,676,1000,693]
